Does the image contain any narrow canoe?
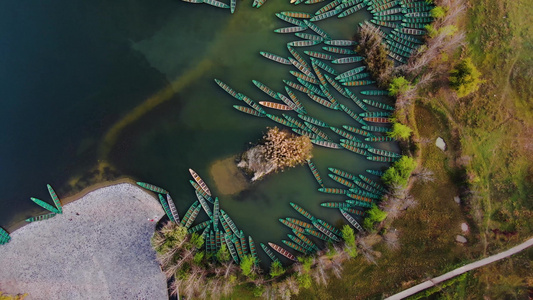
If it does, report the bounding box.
[368,147,401,158]
[310,8,341,22]
[317,187,347,194]
[233,105,265,117]
[390,31,423,44]
[188,220,212,234]
[361,125,391,133]
[225,234,240,263]
[221,210,240,236]
[337,3,365,18]
[220,211,233,236]
[311,60,328,86]
[340,139,371,149]
[286,218,314,229]
[290,71,319,84]
[305,228,330,241]
[242,95,267,115]
[371,1,396,13]
[365,136,395,142]
[305,122,331,140]
[280,11,312,18]
[343,125,373,137]
[354,180,384,195]
[341,207,365,216]
[285,86,307,114]
[306,92,337,110]
[166,194,180,224]
[254,0,267,8]
[361,89,390,96]
[189,168,212,196]
[332,56,364,64]
[328,174,356,189]
[230,0,236,13]
[374,7,403,16]
[359,174,387,192]
[342,80,375,86]
[25,213,56,223]
[303,20,331,40]
[280,218,306,233]
[304,51,334,60]
[180,201,199,227]
[196,191,213,218]
[287,45,310,69]
[330,127,359,141]
[284,80,311,94]
[335,66,366,80]
[324,74,351,98]
[260,51,291,65]
[328,167,357,181]
[401,22,429,29]
[324,39,357,46]
[315,0,342,15]
[282,240,307,254]
[274,26,307,34]
[370,20,400,29]
[294,32,324,42]
[367,156,399,162]
[366,169,384,176]
[322,46,356,55]
[190,180,213,203]
[294,231,319,250]
[0,227,9,238]
[396,27,426,35]
[299,114,328,127]
[363,117,391,123]
[298,79,324,96]
[214,79,242,100]
[340,209,365,232]
[216,229,222,252]
[311,139,343,149]
[282,114,306,129]
[249,236,259,265]
[307,159,325,187]
[344,88,368,111]
[339,104,367,125]
[293,128,319,140]
[259,101,292,111]
[46,184,62,214]
[313,222,340,242]
[267,113,296,128]
[317,219,343,236]
[348,188,381,200]
[268,242,298,261]
[234,238,244,260]
[359,111,392,117]
[209,230,216,254]
[240,231,249,255]
[290,202,316,221]
[321,201,353,208]
[287,235,313,253]
[30,197,60,214]
[341,143,370,156]
[362,99,395,111]
[184,203,201,229]
[136,182,168,194]
[287,40,321,47]
[346,199,372,211]
[203,0,230,8]
[346,193,374,204]
[276,13,307,27]
[374,14,404,21]
[158,194,176,222]
[261,242,278,262]
[319,85,340,108]
[252,80,280,100]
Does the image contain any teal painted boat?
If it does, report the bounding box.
[362,125,391,133]
[280,11,312,18]
[190,180,213,203]
[339,104,367,125]
[306,92,337,110]
[342,80,375,86]
[287,235,313,253]
[304,122,331,140]
[279,218,305,233]
[294,32,324,42]
[390,31,423,44]
[184,203,201,229]
[221,210,241,236]
[220,212,233,236]
[287,45,310,69]
[341,143,370,156]
[0,227,9,238]
[299,114,328,127]
[338,3,365,18]
[307,159,325,187]
[284,86,307,114]
[282,240,307,254]
[303,20,331,40]
[293,128,319,140]
[311,139,343,149]
[343,125,373,137]
[359,111,392,117]
[321,201,353,208]
[348,188,381,200]
[338,73,370,82]
[225,233,240,263]
[46,184,62,214]
[213,198,220,231]
[249,236,259,265]
[319,85,340,108]
[214,79,243,101]
[305,228,330,241]
[366,169,384,176]
[310,8,341,22]
[328,167,357,181]
[24,213,56,223]
[267,113,297,128]
[188,220,212,234]
[317,187,347,194]
[289,71,319,84]
[288,39,321,47]
[294,231,319,250]
[215,229,222,252]
[324,74,351,98]
[241,95,267,115]
[367,156,399,162]
[230,0,236,13]
[158,194,176,222]
[340,139,371,149]
[354,180,384,195]
[370,19,400,29]
[345,199,373,208]
[344,88,368,111]
[311,60,328,86]
[374,14,403,21]
[274,26,307,34]
[195,191,213,218]
[330,126,359,142]
[290,202,316,221]
[313,222,340,241]
[317,218,343,236]
[269,242,297,261]
[368,147,401,158]
[261,242,278,262]
[284,80,311,94]
[335,66,367,80]
[396,27,426,35]
[340,209,365,232]
[252,80,281,100]
[315,0,341,14]
[341,207,365,216]
[374,7,403,16]
[332,56,364,64]
[324,39,357,46]
[286,217,314,229]
[304,51,334,60]
[180,201,200,227]
[362,99,395,111]
[203,0,230,8]
[234,237,244,260]
[310,57,338,75]
[401,22,429,29]
[239,231,248,255]
[359,175,387,192]
[276,13,307,27]
[259,51,291,65]
[30,197,60,214]
[322,46,356,55]
[136,182,168,194]
[233,105,265,117]
[328,174,357,189]
[282,114,306,129]
[166,194,180,224]
[253,0,267,8]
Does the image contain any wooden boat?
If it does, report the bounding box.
[195,191,213,218]
[293,128,319,140]
[230,0,236,13]
[310,8,341,22]
[239,231,249,255]
[288,40,321,47]
[388,51,408,64]
[325,39,357,46]
[375,7,403,16]
[313,222,340,241]
[340,209,365,232]
[347,199,372,210]
[339,73,371,82]
[362,99,395,111]
[361,90,389,96]
[354,180,384,195]
[340,139,371,149]
[166,194,180,224]
[306,92,337,110]
[368,147,401,158]
[287,45,310,69]
[317,219,342,236]
[189,169,212,196]
[253,0,267,8]
[367,155,399,162]
[242,95,267,115]
[328,167,357,181]
[249,236,259,265]
[184,203,201,229]
[136,182,168,194]
[371,1,396,13]
[268,242,297,261]
[286,218,314,229]
[362,125,391,133]
[259,51,291,65]
[338,3,365,18]
[182,0,203,3]
[46,184,62,214]
[188,220,212,234]
[267,114,297,128]
[190,180,213,203]
[220,212,233,236]
[305,228,330,241]
[299,114,328,127]
[321,201,353,208]
[304,51,334,60]
[359,111,392,118]
[319,86,340,108]
[158,194,176,222]
[405,11,432,17]
[290,71,319,84]
[311,139,343,149]
[285,87,307,114]
[396,27,426,35]
[233,105,265,117]
[386,35,419,49]
[287,235,313,253]
[306,159,325,187]
[330,126,360,141]
[282,114,306,129]
[209,230,216,254]
[295,32,324,42]
[234,238,244,260]
[276,13,307,27]
[280,218,306,233]
[341,143,370,156]
[317,187,347,195]
[284,80,311,94]
[214,79,242,101]
[390,31,423,44]
[30,197,60,214]
[305,0,325,3]
[180,201,199,227]
[274,26,307,34]
[280,11,312,18]
[341,207,365,216]
[363,117,391,123]
[302,122,328,141]
[252,80,280,100]
[404,6,433,13]
[375,14,404,21]
[315,0,341,14]
[370,20,400,29]
[282,240,307,254]
[303,20,331,40]
[402,22,429,30]
[343,88,368,111]
[294,231,319,250]
[365,136,395,142]
[343,125,373,137]
[366,169,384,176]
[332,56,363,64]
[335,66,367,80]
[225,233,240,263]
[290,202,316,221]
[342,80,375,86]
[216,229,222,252]
[324,74,350,98]
[0,227,9,238]
[339,104,367,125]
[203,0,230,8]
[25,213,56,223]
[259,101,292,111]
[359,175,387,192]
[322,46,356,55]
[347,192,376,204]
[261,243,278,262]
[221,210,240,236]
[328,174,356,189]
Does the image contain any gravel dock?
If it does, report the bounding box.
[0,183,168,300]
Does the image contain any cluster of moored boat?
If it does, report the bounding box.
[22,184,64,224]
[0,227,10,245]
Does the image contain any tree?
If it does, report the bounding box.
[450,57,482,97]
[342,225,358,258]
[269,260,285,278]
[363,204,388,230]
[388,76,413,96]
[430,6,447,18]
[239,255,257,279]
[216,244,230,263]
[357,23,394,87]
[388,122,413,140]
[382,156,417,187]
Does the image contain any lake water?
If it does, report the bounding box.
[1,0,397,264]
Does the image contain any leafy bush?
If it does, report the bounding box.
[382,156,417,186]
[216,244,230,262]
[239,255,256,278]
[430,6,447,18]
[388,76,413,96]
[342,225,358,258]
[363,204,388,230]
[270,260,285,278]
[450,58,482,97]
[388,122,413,140]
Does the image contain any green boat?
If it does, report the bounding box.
[345,199,373,208]
[287,45,310,70]
[299,114,328,128]
[374,7,403,16]
[293,128,319,140]
[260,242,278,262]
[196,191,213,218]
[220,212,233,236]
[396,27,426,35]
[402,21,432,29]
[342,207,365,216]
[180,201,200,227]
[324,74,351,98]
[322,46,356,55]
[203,0,230,8]
[280,11,312,18]
[214,79,242,101]
[297,78,325,96]
[287,235,313,253]
[307,159,325,188]
[405,11,432,18]
[368,147,401,158]
[340,139,371,149]
[289,70,319,85]
[328,167,357,181]
[303,20,331,40]
[348,188,381,199]
[285,86,307,114]
[305,122,331,140]
[279,218,306,233]
[370,1,396,13]
[252,80,281,100]
[313,222,340,242]
[339,104,367,125]
[374,14,403,21]
[370,19,400,29]
[166,194,180,224]
[288,39,321,47]
[249,236,259,265]
[340,209,365,232]
[362,99,395,111]
[347,190,375,202]
[286,218,314,229]
[253,0,267,8]
[26,212,57,223]
[212,198,220,231]
[188,220,212,234]
[215,230,222,252]
[332,56,363,64]
[241,95,267,115]
[361,90,389,96]
[290,202,316,221]
[328,174,357,189]
[320,86,341,109]
[267,114,296,128]
[233,105,264,117]
[305,228,330,241]
[317,218,343,236]
[311,139,343,149]
[311,60,328,86]
[190,180,213,203]
[282,114,306,129]
[0,227,9,238]
[210,230,216,254]
[46,184,62,214]
[234,237,244,260]
[274,26,307,34]
[304,50,334,60]
[315,0,341,14]
[158,194,176,223]
[284,80,311,94]
[310,8,341,22]
[321,201,353,208]
[259,51,291,65]
[239,231,248,255]
[310,58,338,75]
[295,32,324,42]
[355,180,383,195]
[362,125,391,133]
[221,210,240,237]
[359,175,387,191]
[136,182,168,194]
[276,13,307,27]
[344,88,368,111]
[306,92,337,110]
[30,197,60,214]
[367,155,399,162]
[338,3,365,18]
[317,187,347,195]
[342,80,375,86]
[390,31,423,44]
[341,143,370,156]
[343,125,373,137]
[290,56,315,77]
[324,39,357,46]
[205,232,212,253]
[184,203,201,229]
[366,169,384,176]
[335,66,367,80]
[294,231,319,250]
[282,240,307,254]
[386,34,419,48]
[225,234,240,263]
[359,111,392,118]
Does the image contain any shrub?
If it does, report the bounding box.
[270,260,285,278]
[450,58,482,97]
[239,255,257,278]
[342,225,358,258]
[388,122,413,140]
[357,23,394,87]
[363,204,388,230]
[430,6,447,18]
[388,77,413,96]
[382,156,417,187]
[216,244,230,262]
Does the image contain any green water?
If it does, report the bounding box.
[108,3,397,264]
